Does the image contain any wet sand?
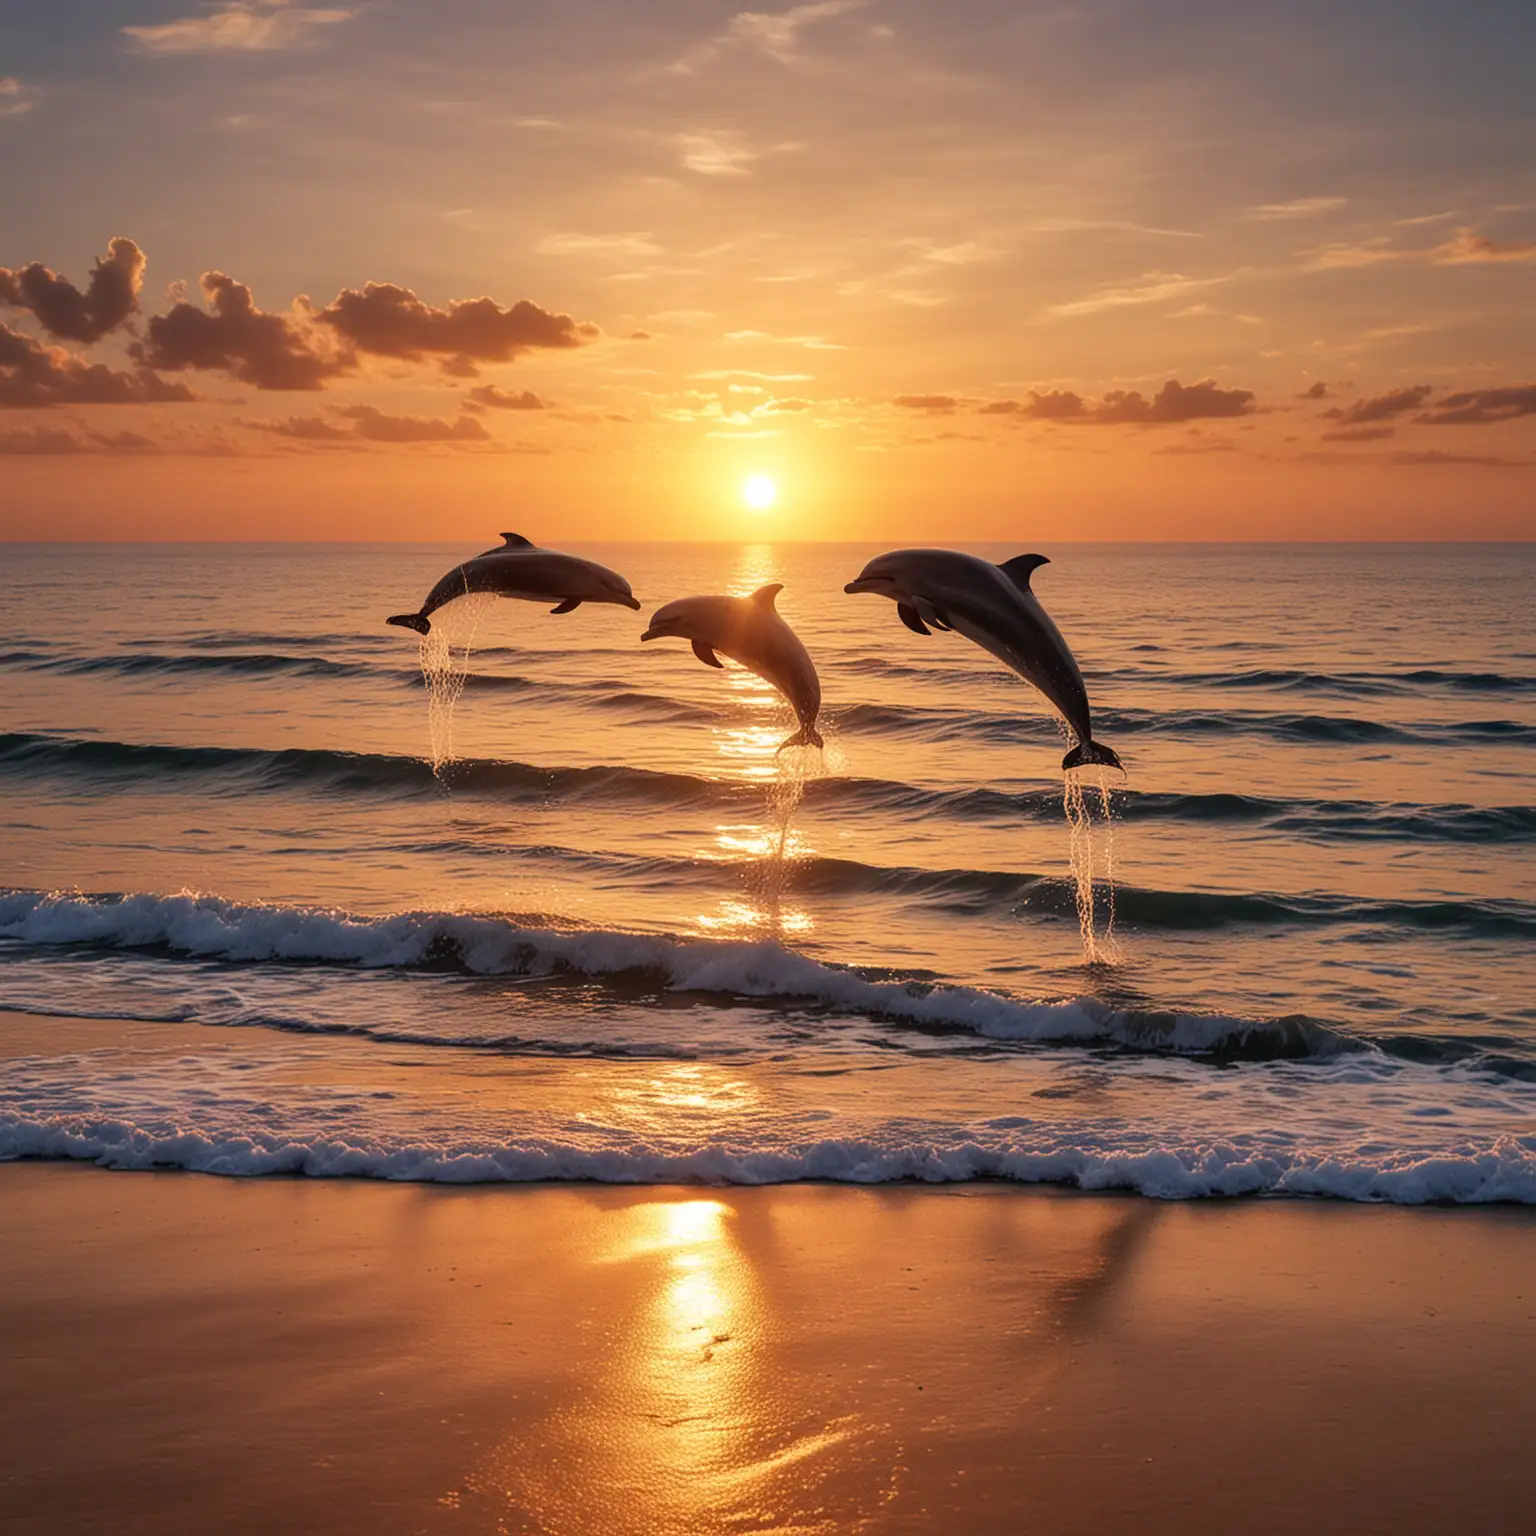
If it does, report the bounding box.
[1,1156,1533,1535]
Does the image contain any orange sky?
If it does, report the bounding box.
[2,1,1533,540]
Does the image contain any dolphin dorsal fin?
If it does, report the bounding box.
[999,553,1049,591]
[499,532,535,548]
[749,583,783,608]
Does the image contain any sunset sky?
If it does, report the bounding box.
[2,0,1533,540]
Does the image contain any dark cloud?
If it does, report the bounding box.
[893,394,958,412]
[0,237,145,343]
[1322,425,1395,442]
[1391,449,1528,468]
[1418,385,1536,426]
[337,404,491,442]
[1095,379,1254,424]
[0,322,196,408]
[248,414,355,443]
[316,282,599,376]
[1152,440,1237,455]
[1323,384,1433,426]
[135,271,346,390]
[978,381,1251,425]
[1299,381,1330,400]
[0,424,156,455]
[249,406,492,445]
[464,385,549,412]
[629,329,653,341]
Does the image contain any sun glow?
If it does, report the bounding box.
[742,474,777,511]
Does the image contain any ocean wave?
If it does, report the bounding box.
[837,702,1536,748]
[3,733,1531,844]
[2,1111,1531,1202]
[0,888,1369,1058]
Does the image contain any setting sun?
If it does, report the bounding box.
[743,475,777,512]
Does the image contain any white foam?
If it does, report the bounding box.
[0,888,1354,1056]
[2,1111,1532,1202]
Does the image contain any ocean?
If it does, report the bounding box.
[1,541,1532,1201]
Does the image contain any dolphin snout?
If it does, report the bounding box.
[621,595,642,610]
[640,626,663,641]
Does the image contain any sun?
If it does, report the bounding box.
[742,474,777,512]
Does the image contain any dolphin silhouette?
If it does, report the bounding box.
[844,548,1121,773]
[640,584,824,750]
[386,533,640,635]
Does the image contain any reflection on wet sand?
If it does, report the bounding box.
[462,1189,1169,1534]
[476,1196,885,1535]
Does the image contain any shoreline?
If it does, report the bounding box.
[3,1160,1534,1534]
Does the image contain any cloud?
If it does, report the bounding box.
[463,385,549,412]
[1,323,196,408]
[316,282,598,376]
[533,232,661,259]
[1299,382,1331,399]
[334,405,490,443]
[0,237,146,343]
[1247,197,1347,221]
[978,380,1253,426]
[249,405,492,446]
[1321,425,1395,442]
[123,2,356,55]
[1390,450,1528,468]
[1094,379,1254,424]
[249,413,354,442]
[0,424,159,455]
[0,76,37,119]
[672,1,869,72]
[758,396,815,413]
[1046,272,1223,319]
[1322,384,1432,425]
[1301,239,1402,272]
[1418,385,1536,426]
[677,130,758,177]
[1428,227,1536,265]
[136,271,344,390]
[893,394,959,413]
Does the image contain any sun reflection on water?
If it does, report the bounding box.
[687,544,821,941]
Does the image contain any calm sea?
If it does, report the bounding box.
[2,542,1533,1199]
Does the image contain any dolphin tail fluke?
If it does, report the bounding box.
[387,613,431,636]
[1062,739,1123,774]
[777,724,825,752]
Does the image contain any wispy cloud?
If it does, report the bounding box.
[0,77,37,119]
[1428,227,1536,265]
[1247,197,1347,221]
[1322,384,1432,425]
[123,2,357,56]
[533,232,662,259]
[1046,272,1225,319]
[1300,238,1402,272]
[677,130,758,177]
[671,0,871,73]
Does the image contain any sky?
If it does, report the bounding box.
[1,0,1534,540]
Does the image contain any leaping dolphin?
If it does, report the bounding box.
[844,548,1122,773]
[640,584,824,750]
[386,533,640,635]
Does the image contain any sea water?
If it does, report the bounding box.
[1,542,1532,1200]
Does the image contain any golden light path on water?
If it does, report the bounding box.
[692,544,817,942]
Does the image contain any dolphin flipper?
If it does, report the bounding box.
[897,602,930,636]
[550,598,581,614]
[692,639,725,669]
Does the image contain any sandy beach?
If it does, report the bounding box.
[3,1121,1533,1533]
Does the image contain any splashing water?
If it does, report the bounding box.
[417,595,495,774]
[1058,727,1121,965]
